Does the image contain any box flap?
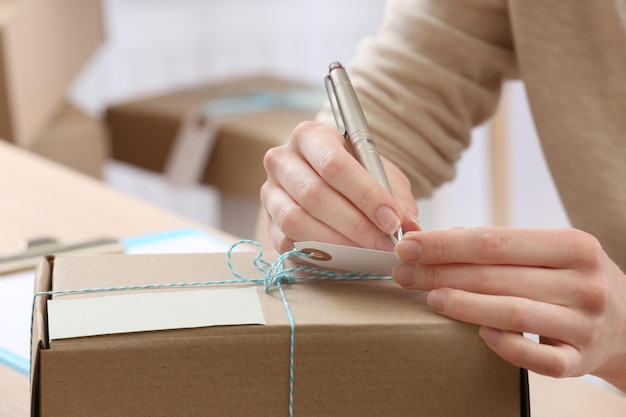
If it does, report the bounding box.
[30,256,53,417]
[105,76,317,198]
[0,0,104,145]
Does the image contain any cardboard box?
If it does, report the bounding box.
[31,252,529,416]
[104,76,319,199]
[29,105,110,179]
[0,0,103,146]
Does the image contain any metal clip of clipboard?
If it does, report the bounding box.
[0,237,124,275]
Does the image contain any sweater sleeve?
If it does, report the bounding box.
[318,0,518,198]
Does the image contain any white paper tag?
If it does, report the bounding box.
[293,241,400,276]
[47,287,266,340]
[164,108,221,186]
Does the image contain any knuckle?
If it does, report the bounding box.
[444,291,471,319]
[423,265,442,290]
[505,300,533,331]
[291,120,320,140]
[477,267,507,294]
[349,217,378,246]
[357,186,380,209]
[317,149,349,179]
[277,238,295,254]
[561,229,611,313]
[296,179,325,208]
[475,229,508,262]
[276,205,304,238]
[263,145,286,171]
[577,315,604,349]
[581,275,611,313]
[566,229,604,267]
[541,355,570,378]
[259,181,272,203]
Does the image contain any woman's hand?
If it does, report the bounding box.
[393,227,626,392]
[260,121,420,253]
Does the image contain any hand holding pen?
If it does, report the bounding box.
[324,61,404,245]
[259,62,419,254]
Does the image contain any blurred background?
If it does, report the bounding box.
[8,0,570,238]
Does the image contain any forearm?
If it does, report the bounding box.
[325,0,518,198]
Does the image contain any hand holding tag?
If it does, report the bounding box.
[294,241,400,276]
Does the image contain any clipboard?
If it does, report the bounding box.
[0,237,124,275]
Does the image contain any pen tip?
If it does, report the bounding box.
[390,226,403,246]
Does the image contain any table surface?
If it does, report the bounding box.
[1,140,625,417]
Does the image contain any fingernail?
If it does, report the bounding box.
[376,206,401,234]
[392,263,416,287]
[395,239,422,262]
[479,327,503,347]
[427,289,447,312]
[411,215,422,231]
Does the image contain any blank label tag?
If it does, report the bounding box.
[293,241,400,276]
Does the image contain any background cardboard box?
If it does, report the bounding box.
[104,76,319,199]
[0,0,103,147]
[28,105,109,179]
[31,252,529,417]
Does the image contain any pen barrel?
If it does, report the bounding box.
[349,130,393,192]
[328,64,394,194]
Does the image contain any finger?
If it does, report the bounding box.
[263,138,372,247]
[479,327,583,378]
[260,181,357,251]
[426,288,587,346]
[266,220,296,255]
[401,215,421,234]
[380,159,421,234]
[294,122,404,237]
[393,263,586,307]
[381,158,419,224]
[395,227,596,268]
[273,150,394,251]
[283,169,392,250]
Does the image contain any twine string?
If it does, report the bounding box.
[30,239,391,416]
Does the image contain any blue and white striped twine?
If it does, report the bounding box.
[31,239,391,417]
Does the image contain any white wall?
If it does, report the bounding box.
[70,0,387,115]
[507,82,570,229]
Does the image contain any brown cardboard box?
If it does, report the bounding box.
[28,105,110,179]
[31,252,529,417]
[0,0,103,147]
[105,76,319,199]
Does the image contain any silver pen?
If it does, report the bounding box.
[324,61,403,245]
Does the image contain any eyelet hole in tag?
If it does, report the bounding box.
[299,248,332,261]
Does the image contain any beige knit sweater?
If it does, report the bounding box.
[319,0,626,268]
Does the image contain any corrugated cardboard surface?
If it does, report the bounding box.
[29,106,110,179]
[32,252,527,417]
[0,0,103,146]
[105,77,317,198]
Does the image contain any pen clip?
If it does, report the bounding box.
[324,74,347,138]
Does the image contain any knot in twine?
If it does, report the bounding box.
[229,239,389,292]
